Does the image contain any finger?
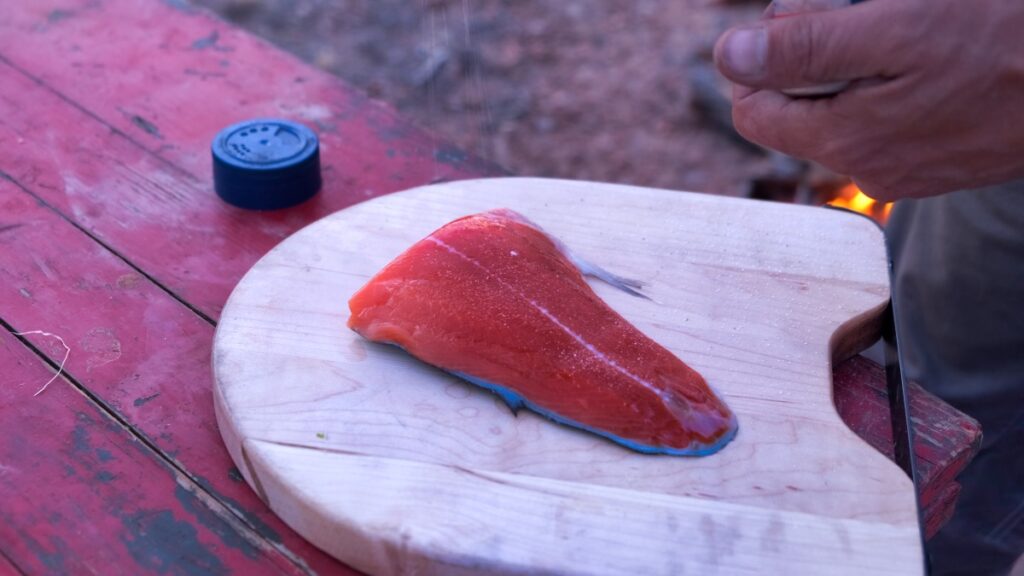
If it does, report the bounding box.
[714,0,917,90]
[731,89,840,158]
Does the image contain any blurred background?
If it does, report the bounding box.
[194,0,888,220]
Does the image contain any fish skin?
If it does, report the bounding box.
[450,371,737,456]
[348,209,738,455]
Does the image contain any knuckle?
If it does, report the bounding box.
[814,108,877,176]
[732,102,764,144]
[774,17,828,84]
[773,121,813,157]
[734,101,792,153]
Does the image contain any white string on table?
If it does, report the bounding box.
[11,330,71,396]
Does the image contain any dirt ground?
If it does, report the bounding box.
[194,0,772,196]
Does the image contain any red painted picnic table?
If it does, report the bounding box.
[0,1,981,574]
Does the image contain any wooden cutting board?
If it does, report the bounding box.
[212,177,923,575]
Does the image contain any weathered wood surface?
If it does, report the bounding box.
[0,177,346,575]
[0,547,24,576]
[0,0,496,319]
[0,0,980,573]
[832,356,982,538]
[0,0,492,573]
[0,321,309,575]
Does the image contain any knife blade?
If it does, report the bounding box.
[825,204,929,572]
[884,252,930,574]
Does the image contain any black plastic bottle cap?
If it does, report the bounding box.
[212,118,322,210]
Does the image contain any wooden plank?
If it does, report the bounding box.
[247,441,922,576]
[0,178,355,574]
[920,481,961,540]
[0,330,311,576]
[0,550,24,576]
[0,0,500,319]
[0,0,498,182]
[0,1,490,569]
[213,179,922,573]
[833,356,982,510]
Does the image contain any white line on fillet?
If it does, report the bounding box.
[427,236,667,401]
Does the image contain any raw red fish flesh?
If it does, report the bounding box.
[347,209,738,455]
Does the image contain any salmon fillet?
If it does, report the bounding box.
[348,209,738,455]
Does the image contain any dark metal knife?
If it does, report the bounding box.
[883,250,930,574]
[825,204,929,572]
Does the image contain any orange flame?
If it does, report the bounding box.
[828,183,893,224]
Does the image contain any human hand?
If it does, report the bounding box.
[713,0,1024,201]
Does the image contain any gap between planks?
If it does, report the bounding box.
[0,315,316,574]
[0,171,216,327]
[0,48,334,573]
[0,547,27,576]
[0,51,202,186]
[0,50,217,325]
[0,90,327,564]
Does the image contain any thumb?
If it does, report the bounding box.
[713,1,910,90]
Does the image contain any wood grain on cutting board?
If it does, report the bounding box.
[213,178,923,575]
